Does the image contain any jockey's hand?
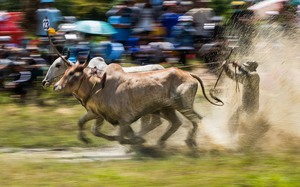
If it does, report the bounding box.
[232,61,239,68]
[221,60,227,67]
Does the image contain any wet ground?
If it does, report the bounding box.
[0,145,134,162]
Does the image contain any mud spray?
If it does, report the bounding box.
[135,24,300,153]
[198,24,300,152]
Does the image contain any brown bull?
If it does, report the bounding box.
[53,60,223,148]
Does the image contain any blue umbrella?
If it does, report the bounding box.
[291,0,300,5]
[40,0,55,3]
[74,20,117,35]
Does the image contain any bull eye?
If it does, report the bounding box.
[68,71,74,76]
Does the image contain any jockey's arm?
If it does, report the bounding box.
[223,63,245,83]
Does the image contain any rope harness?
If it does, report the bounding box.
[72,74,99,108]
[47,72,65,84]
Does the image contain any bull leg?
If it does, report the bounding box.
[179,108,202,148]
[138,113,163,136]
[91,117,119,141]
[118,124,145,145]
[158,109,182,148]
[78,112,98,144]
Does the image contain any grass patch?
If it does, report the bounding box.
[0,152,299,186]
[0,100,115,148]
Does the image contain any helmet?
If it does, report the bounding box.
[48,27,56,35]
[242,61,258,71]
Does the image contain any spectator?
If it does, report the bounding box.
[35,0,62,36]
[133,1,156,43]
[170,15,196,48]
[133,1,155,35]
[159,3,180,38]
[108,0,140,46]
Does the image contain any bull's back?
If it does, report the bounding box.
[107,67,197,110]
[89,65,198,123]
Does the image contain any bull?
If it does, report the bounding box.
[53,58,224,148]
[41,36,165,142]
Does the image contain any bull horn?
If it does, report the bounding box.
[47,32,73,67]
[82,52,91,68]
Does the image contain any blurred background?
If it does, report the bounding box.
[1,0,300,186]
[0,0,299,104]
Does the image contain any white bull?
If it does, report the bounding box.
[42,55,165,142]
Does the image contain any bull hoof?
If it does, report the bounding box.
[185,138,198,148]
[80,137,91,144]
[133,136,146,144]
[119,137,146,145]
[119,138,132,145]
[78,134,91,144]
[157,141,166,149]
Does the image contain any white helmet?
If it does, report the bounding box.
[242,61,258,71]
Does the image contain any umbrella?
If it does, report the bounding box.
[291,0,300,5]
[74,20,117,35]
[40,0,55,3]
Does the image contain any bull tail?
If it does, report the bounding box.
[190,73,224,106]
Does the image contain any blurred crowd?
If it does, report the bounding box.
[104,0,225,64]
[0,0,300,103]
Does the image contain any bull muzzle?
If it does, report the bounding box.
[53,84,62,92]
[42,80,50,88]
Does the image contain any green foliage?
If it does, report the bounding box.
[55,0,115,20]
[210,0,233,16]
[0,100,114,148]
[0,0,23,11]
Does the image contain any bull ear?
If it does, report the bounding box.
[82,52,91,68]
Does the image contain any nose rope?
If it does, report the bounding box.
[46,73,66,85]
[72,74,88,107]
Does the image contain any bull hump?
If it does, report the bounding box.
[106,64,124,73]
